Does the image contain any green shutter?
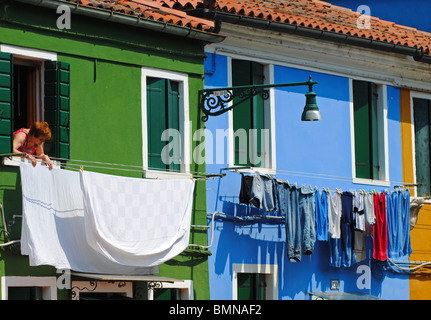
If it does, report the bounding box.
[251,62,265,167]
[147,77,167,170]
[147,78,181,172]
[167,80,180,172]
[0,52,13,154]
[353,80,372,179]
[232,60,266,167]
[44,61,70,160]
[233,60,252,167]
[413,98,431,196]
[370,83,379,179]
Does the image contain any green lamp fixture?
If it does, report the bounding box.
[301,84,322,121]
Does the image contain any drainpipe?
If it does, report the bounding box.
[12,0,225,44]
[188,9,430,63]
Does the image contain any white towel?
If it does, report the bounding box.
[20,161,194,274]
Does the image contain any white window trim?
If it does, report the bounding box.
[227,57,276,174]
[349,79,390,186]
[147,279,194,300]
[141,67,191,179]
[409,91,431,199]
[1,276,57,300]
[0,44,57,122]
[232,263,278,300]
[0,44,61,167]
[0,44,57,61]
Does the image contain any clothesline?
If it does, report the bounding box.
[234,171,412,267]
[1,153,411,186]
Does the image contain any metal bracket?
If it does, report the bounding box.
[198,76,318,122]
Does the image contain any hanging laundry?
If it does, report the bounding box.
[275,182,301,262]
[315,190,328,241]
[340,192,356,267]
[328,191,342,268]
[327,191,342,239]
[239,173,253,204]
[274,183,316,261]
[386,189,412,259]
[19,161,194,274]
[80,168,195,267]
[364,192,376,236]
[249,173,276,212]
[353,191,366,232]
[373,192,388,261]
[300,186,316,255]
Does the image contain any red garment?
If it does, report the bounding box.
[373,192,388,261]
[13,128,38,155]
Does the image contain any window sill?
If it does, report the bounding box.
[2,156,61,169]
[352,177,390,187]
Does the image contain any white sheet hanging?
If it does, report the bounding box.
[80,168,195,267]
[19,162,194,274]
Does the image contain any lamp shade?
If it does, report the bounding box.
[301,90,321,121]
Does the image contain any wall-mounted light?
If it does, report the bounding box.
[198,76,321,122]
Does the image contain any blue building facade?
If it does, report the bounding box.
[203,53,412,299]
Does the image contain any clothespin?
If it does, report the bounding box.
[327,187,331,194]
[80,165,84,173]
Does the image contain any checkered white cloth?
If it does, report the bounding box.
[81,169,195,266]
[19,162,194,273]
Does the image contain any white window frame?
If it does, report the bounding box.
[0,44,57,122]
[232,263,278,300]
[1,276,57,300]
[409,91,431,199]
[227,56,276,174]
[0,44,61,168]
[147,279,194,300]
[350,79,389,186]
[141,67,191,179]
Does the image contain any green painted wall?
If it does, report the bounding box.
[0,1,209,300]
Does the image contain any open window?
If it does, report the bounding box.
[351,79,388,184]
[0,46,70,160]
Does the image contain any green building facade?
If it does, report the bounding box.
[0,0,223,300]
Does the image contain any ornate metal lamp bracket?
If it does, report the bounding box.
[198,76,318,122]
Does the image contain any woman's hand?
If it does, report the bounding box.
[26,154,37,167]
[41,154,53,170]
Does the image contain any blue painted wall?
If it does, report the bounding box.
[328,1,431,32]
[203,52,410,300]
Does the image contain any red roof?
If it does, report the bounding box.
[157,0,431,55]
[64,0,216,33]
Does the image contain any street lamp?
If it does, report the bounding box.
[198,75,321,122]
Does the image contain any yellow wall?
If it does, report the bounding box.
[400,88,431,300]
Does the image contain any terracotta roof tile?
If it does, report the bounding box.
[157,0,431,55]
[64,0,216,32]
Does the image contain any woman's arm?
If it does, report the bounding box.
[35,143,53,169]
